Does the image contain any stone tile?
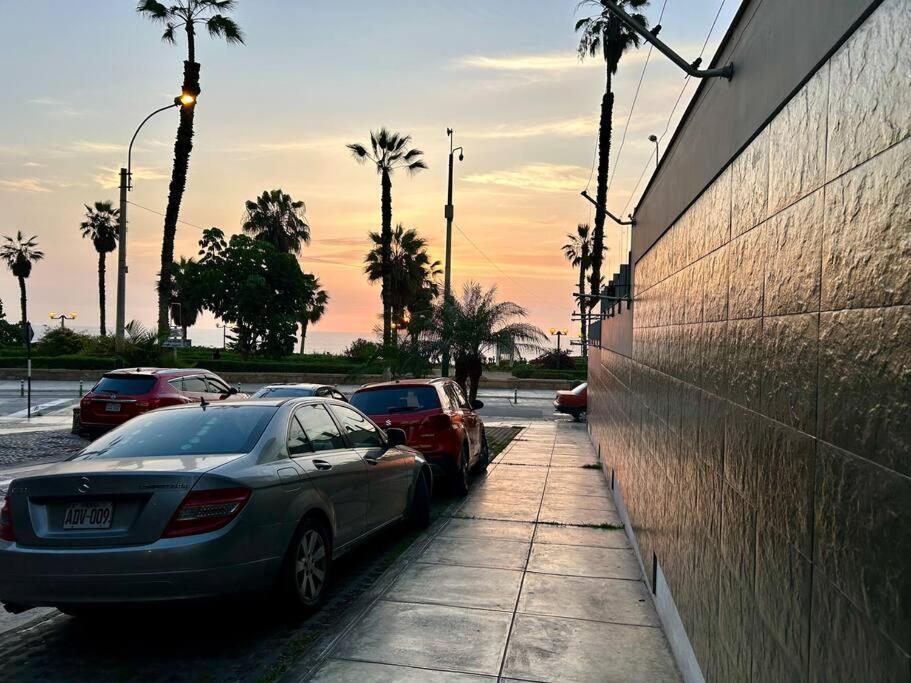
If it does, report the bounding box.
[717,566,756,683]
[826,0,911,179]
[724,318,763,409]
[752,615,804,683]
[537,505,623,528]
[822,139,911,310]
[731,128,770,237]
[518,573,658,627]
[761,312,819,435]
[701,320,729,397]
[503,613,679,683]
[727,225,766,319]
[723,404,761,499]
[387,563,522,612]
[420,536,530,570]
[541,493,615,511]
[720,483,756,585]
[457,501,539,523]
[333,601,512,676]
[764,189,823,316]
[527,543,641,580]
[311,659,496,682]
[440,518,535,543]
[533,524,629,548]
[809,574,911,683]
[768,63,828,215]
[813,443,911,648]
[754,527,812,675]
[703,244,729,322]
[818,307,911,475]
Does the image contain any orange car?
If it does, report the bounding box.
[554,382,587,421]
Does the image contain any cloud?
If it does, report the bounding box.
[69,141,122,153]
[93,166,168,189]
[464,116,595,140]
[28,96,65,106]
[0,177,53,193]
[23,162,43,168]
[455,49,656,73]
[221,136,351,155]
[464,163,590,193]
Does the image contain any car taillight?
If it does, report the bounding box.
[424,413,453,430]
[0,496,15,542]
[162,487,250,538]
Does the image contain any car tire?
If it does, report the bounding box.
[408,470,431,529]
[280,516,332,612]
[473,431,490,473]
[452,442,471,497]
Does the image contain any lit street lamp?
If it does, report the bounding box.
[115,93,197,350]
[549,328,569,370]
[49,312,77,328]
[441,127,464,378]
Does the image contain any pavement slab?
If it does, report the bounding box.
[302,422,679,682]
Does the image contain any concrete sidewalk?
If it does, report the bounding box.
[305,422,679,682]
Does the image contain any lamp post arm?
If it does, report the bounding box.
[581,191,636,226]
[127,103,178,189]
[600,0,734,80]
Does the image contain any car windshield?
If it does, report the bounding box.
[94,375,156,395]
[571,383,588,395]
[79,405,276,458]
[351,386,440,414]
[251,386,317,398]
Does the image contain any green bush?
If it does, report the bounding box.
[511,366,586,380]
[36,327,86,356]
[0,355,114,370]
[198,359,383,375]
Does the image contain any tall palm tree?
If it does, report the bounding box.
[563,223,593,360]
[429,282,546,402]
[298,277,328,355]
[79,201,119,336]
[137,0,244,334]
[242,189,311,254]
[576,0,648,310]
[0,231,44,337]
[347,129,427,351]
[365,224,441,331]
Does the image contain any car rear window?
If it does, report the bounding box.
[251,387,317,398]
[351,386,440,414]
[79,405,276,458]
[94,375,156,395]
[571,383,588,395]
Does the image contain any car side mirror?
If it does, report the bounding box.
[386,428,407,448]
[471,399,484,410]
[227,386,238,396]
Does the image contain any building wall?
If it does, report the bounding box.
[588,0,910,680]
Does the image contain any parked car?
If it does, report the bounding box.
[554,382,587,421]
[0,398,431,616]
[250,383,347,401]
[77,368,247,435]
[350,379,487,496]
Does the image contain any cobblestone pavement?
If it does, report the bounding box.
[0,425,524,683]
[0,430,88,468]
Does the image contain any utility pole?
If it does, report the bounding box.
[441,128,463,377]
[115,167,128,350]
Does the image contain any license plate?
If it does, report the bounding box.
[105,402,121,413]
[63,501,114,530]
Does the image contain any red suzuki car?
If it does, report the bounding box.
[554,382,587,421]
[350,379,488,496]
[77,368,246,435]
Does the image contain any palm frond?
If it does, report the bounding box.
[136,0,170,21]
[206,14,244,44]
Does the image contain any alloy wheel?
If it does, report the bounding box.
[295,529,327,604]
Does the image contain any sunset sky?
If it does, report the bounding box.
[0,0,736,350]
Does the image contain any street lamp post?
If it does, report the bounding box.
[215,322,228,349]
[648,134,659,167]
[549,328,569,370]
[441,128,464,378]
[115,94,197,351]
[49,312,77,328]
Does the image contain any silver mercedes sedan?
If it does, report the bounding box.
[0,398,432,616]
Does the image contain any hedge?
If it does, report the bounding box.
[197,359,383,375]
[511,366,586,380]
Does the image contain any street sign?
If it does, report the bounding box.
[162,338,192,348]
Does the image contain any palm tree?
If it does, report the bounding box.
[79,201,119,336]
[242,189,311,254]
[169,257,206,340]
[298,277,328,355]
[563,223,593,360]
[429,282,546,402]
[137,0,244,334]
[365,224,441,331]
[576,0,648,310]
[347,129,427,351]
[0,231,44,336]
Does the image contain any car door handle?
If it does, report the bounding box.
[313,460,332,471]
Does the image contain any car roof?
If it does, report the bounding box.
[103,368,212,378]
[258,383,330,390]
[355,378,448,392]
[156,396,348,413]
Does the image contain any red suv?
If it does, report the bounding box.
[350,379,488,495]
[78,368,246,435]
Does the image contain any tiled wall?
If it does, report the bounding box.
[588,1,910,680]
